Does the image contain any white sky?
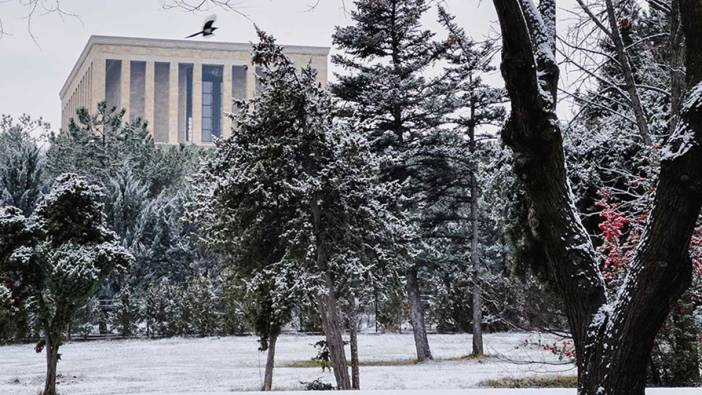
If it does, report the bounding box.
[0,0,579,131]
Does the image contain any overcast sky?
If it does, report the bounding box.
[0,0,578,131]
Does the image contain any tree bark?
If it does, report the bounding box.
[261,332,277,391]
[405,266,432,361]
[43,333,60,395]
[316,272,351,390]
[492,0,702,393]
[349,306,360,390]
[310,198,352,390]
[469,101,483,357]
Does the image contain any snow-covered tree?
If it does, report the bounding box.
[143,277,181,338]
[432,6,507,355]
[0,173,131,395]
[331,0,451,362]
[0,114,47,216]
[184,274,220,336]
[110,285,140,337]
[492,0,702,392]
[0,114,48,341]
[47,103,210,306]
[193,30,408,390]
[561,3,702,384]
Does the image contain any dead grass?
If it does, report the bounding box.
[478,375,578,388]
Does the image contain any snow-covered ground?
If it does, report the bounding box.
[0,332,623,394]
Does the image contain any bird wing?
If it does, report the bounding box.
[203,14,217,29]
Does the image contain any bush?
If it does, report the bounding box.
[301,379,334,391]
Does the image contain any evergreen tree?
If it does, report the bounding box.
[0,173,132,395]
[110,285,140,337]
[47,103,210,306]
[0,114,48,341]
[0,114,47,216]
[331,0,450,362]
[185,274,220,336]
[193,30,407,390]
[434,6,507,355]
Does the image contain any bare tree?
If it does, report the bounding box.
[0,0,80,42]
[161,0,252,21]
[492,0,702,393]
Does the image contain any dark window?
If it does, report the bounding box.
[105,59,122,111]
[202,65,223,143]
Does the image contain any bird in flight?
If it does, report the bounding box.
[186,15,218,38]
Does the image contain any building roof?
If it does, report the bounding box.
[60,35,330,98]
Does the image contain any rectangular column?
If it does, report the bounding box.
[222,64,233,138]
[91,58,106,113]
[144,61,155,135]
[168,62,179,144]
[192,63,203,144]
[120,59,131,119]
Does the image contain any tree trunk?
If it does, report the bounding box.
[468,105,483,357]
[261,333,277,391]
[317,273,351,390]
[310,198,351,390]
[43,333,60,395]
[405,266,432,361]
[470,259,483,355]
[349,304,360,390]
[491,0,702,393]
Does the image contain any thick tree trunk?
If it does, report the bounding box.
[261,333,277,391]
[43,333,60,395]
[405,266,432,361]
[492,0,702,394]
[349,310,360,390]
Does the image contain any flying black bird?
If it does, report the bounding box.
[186,15,218,38]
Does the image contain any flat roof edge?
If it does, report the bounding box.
[60,35,330,98]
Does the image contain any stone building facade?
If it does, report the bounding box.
[60,35,329,145]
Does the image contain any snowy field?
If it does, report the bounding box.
[0,332,693,394]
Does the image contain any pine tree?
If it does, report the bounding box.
[331,0,450,362]
[436,6,507,356]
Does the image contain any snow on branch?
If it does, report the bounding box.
[661,82,702,162]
